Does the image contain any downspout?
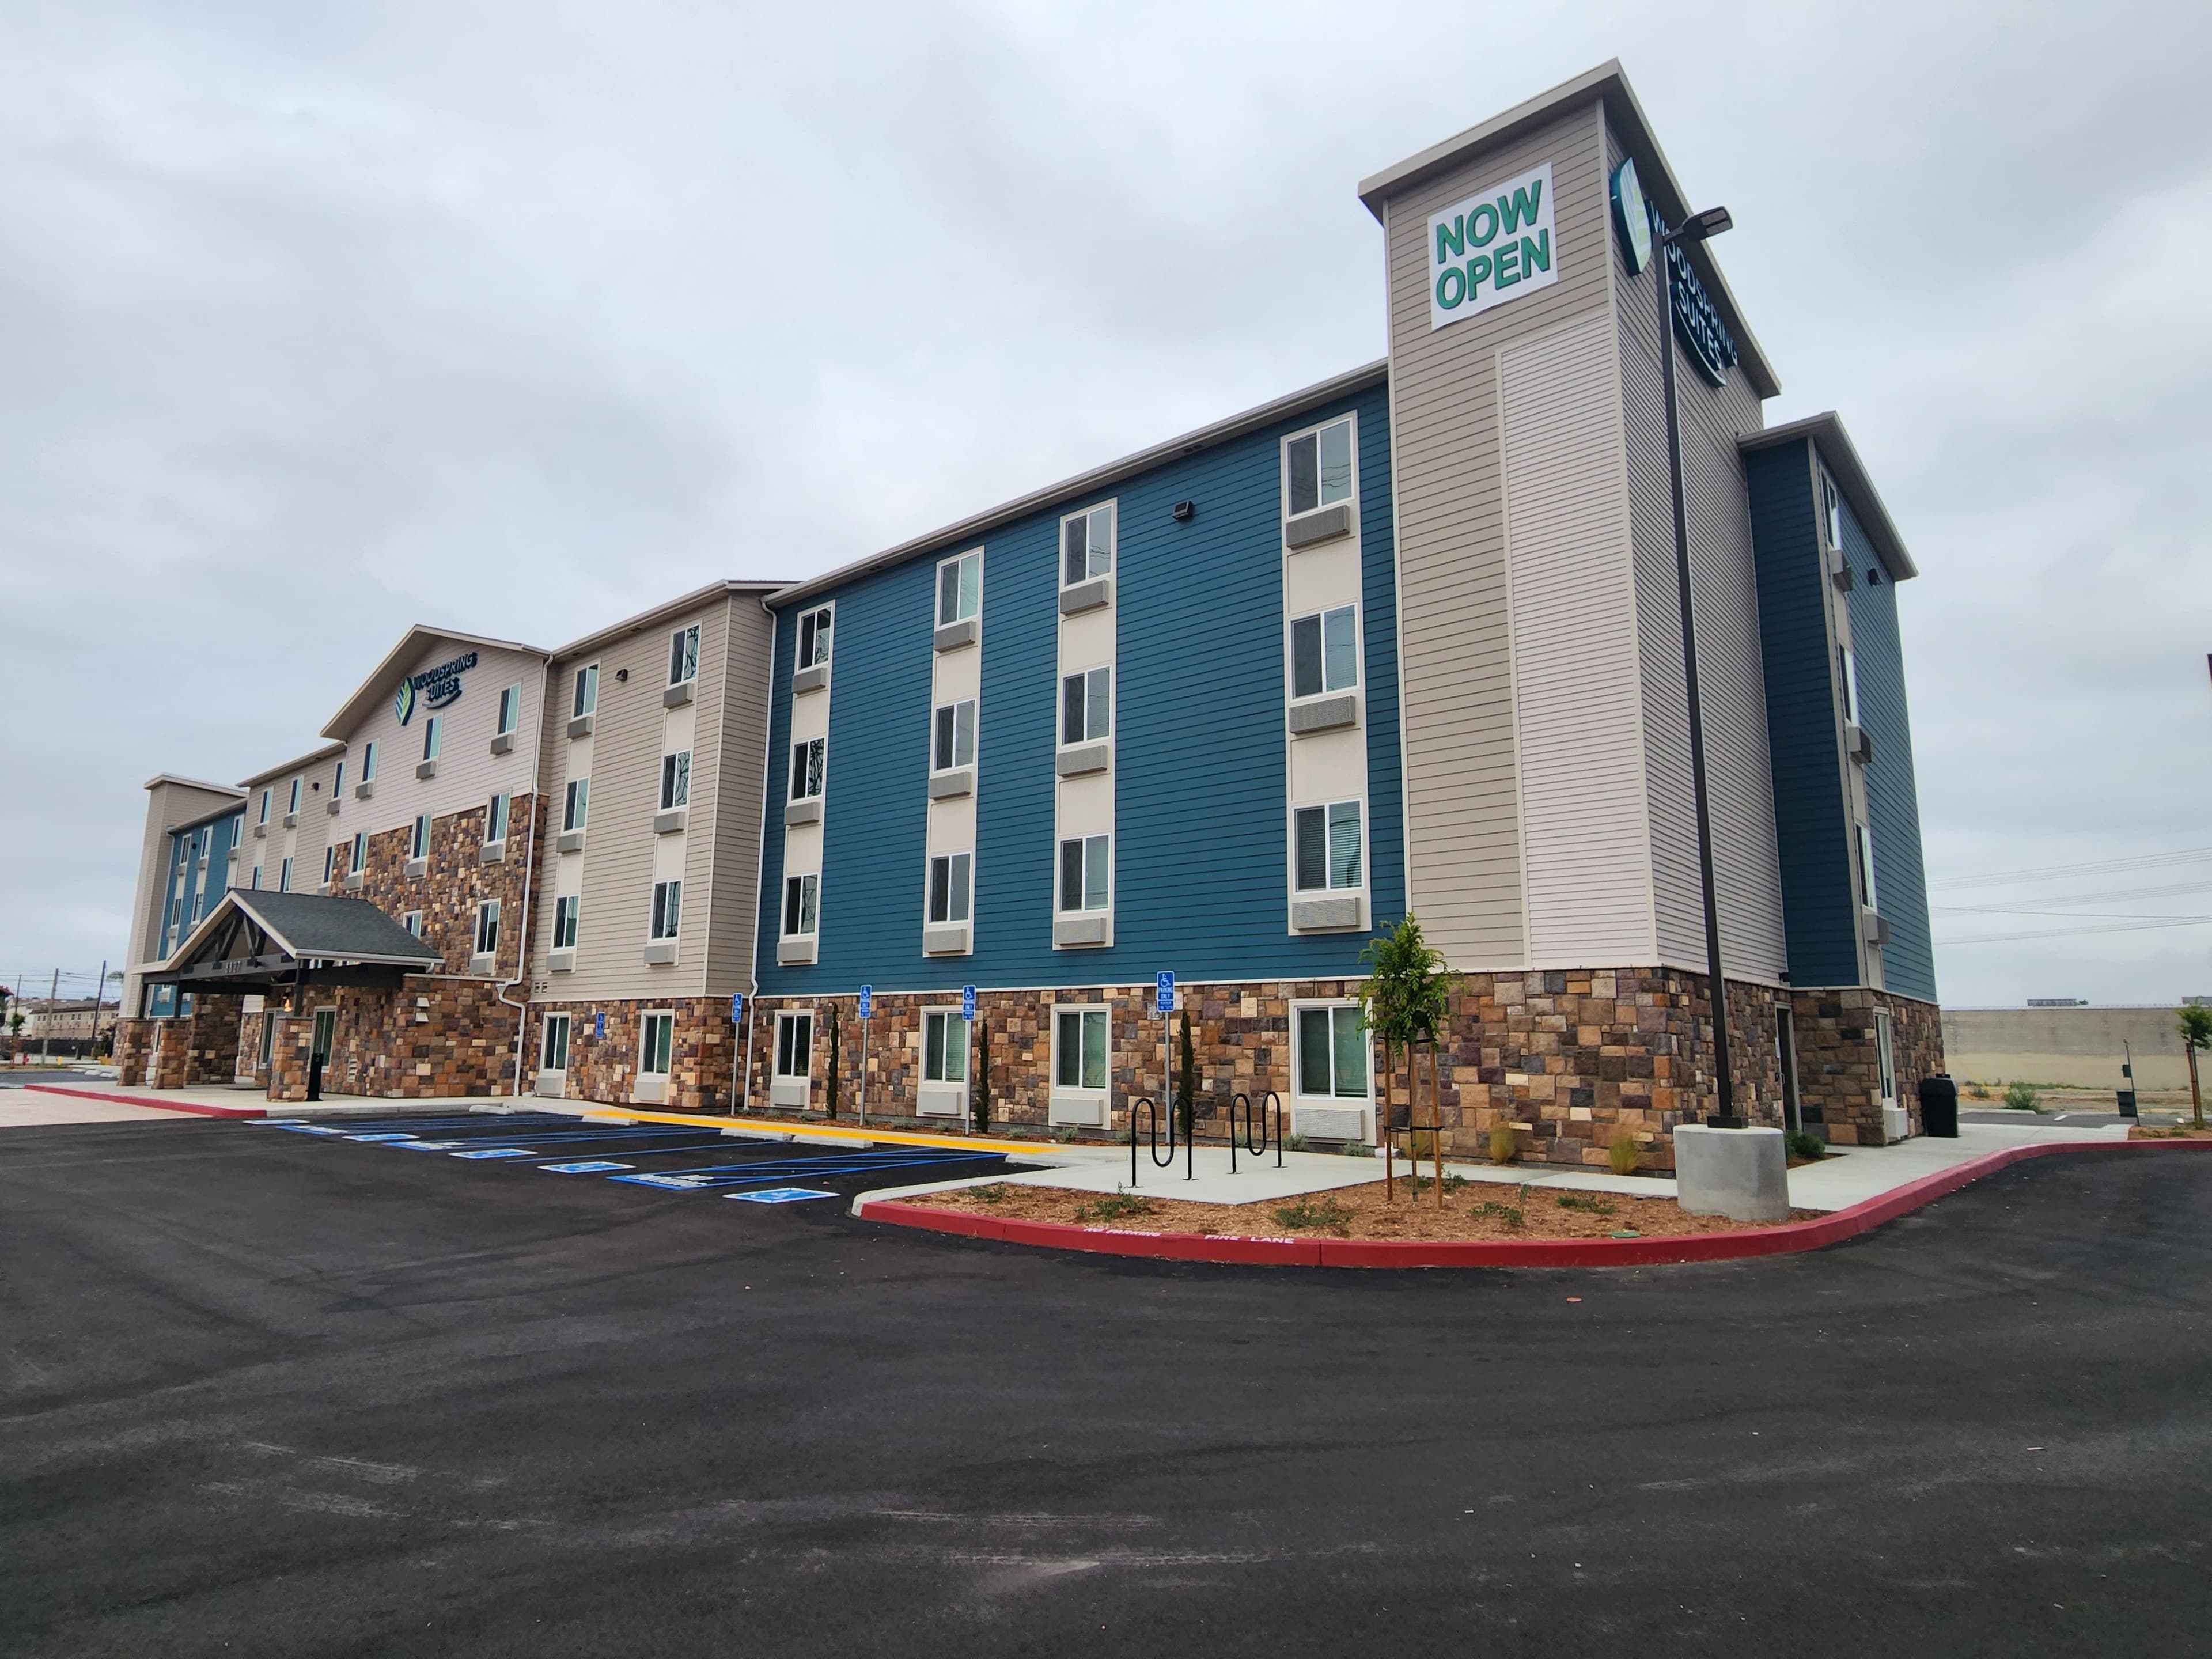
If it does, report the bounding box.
[742,593,778,1115]
[497,660,552,1101]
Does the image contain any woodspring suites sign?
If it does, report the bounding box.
[393,651,478,725]
[1426,162,1557,329]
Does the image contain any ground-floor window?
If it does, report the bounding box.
[1054,1006,1108,1090]
[1294,1004,1368,1100]
[541,1013,570,1073]
[775,1010,813,1078]
[1874,1009,1897,1106]
[923,1009,968,1085]
[641,1011,674,1077]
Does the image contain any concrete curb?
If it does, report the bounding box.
[853,1139,2212,1269]
[24,1085,267,1120]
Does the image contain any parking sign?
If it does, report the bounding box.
[962,984,977,1022]
[858,984,872,1020]
[1156,971,1175,1014]
[729,993,743,1023]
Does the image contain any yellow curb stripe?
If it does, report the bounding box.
[558,1104,1051,1159]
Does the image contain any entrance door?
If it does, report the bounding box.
[310,1009,336,1066]
[259,1009,277,1075]
[770,1012,813,1110]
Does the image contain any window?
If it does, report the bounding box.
[1055,1006,1108,1091]
[541,1013,570,1073]
[936,550,980,627]
[411,814,432,860]
[789,737,824,801]
[1296,1005,1370,1099]
[496,684,521,736]
[1286,416,1354,518]
[923,1010,968,1085]
[660,751,691,811]
[775,1012,813,1080]
[251,865,262,890]
[933,700,976,772]
[486,792,510,844]
[474,899,501,957]
[1060,502,1114,587]
[287,778,302,814]
[190,892,204,923]
[422,715,442,762]
[641,1012,674,1077]
[1060,666,1111,745]
[554,895,580,949]
[928,852,972,925]
[402,910,422,937]
[1874,1009,1897,1105]
[650,879,683,941]
[1820,467,1844,550]
[668,624,699,687]
[350,830,367,872]
[257,789,271,825]
[1294,801,1364,891]
[278,858,293,893]
[782,873,819,937]
[1290,605,1358,698]
[797,605,832,669]
[361,741,377,782]
[1058,835,1109,912]
[321,846,336,887]
[333,759,345,794]
[563,778,589,831]
[1856,823,1879,912]
[572,664,599,718]
[1840,645,1862,726]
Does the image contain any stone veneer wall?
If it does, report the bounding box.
[115,1018,154,1087]
[526,998,737,1112]
[736,968,1793,1172]
[1788,988,1945,1145]
[117,999,244,1089]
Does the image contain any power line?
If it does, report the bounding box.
[1936,915,2212,946]
[1931,846,2212,891]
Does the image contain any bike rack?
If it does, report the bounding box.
[1227,1090,1283,1173]
[1128,1096,1192,1187]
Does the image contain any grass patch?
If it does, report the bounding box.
[1073,1192,1158,1224]
[1406,1172,1469,1196]
[972,1183,1012,1206]
[1554,1191,1616,1217]
[1272,1195,1355,1236]
[1472,1196,1527,1229]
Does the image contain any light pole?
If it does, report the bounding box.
[1655,202,1743,1128]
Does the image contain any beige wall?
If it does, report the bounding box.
[1943,1006,2202,1090]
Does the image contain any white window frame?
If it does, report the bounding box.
[668,624,700,687]
[797,604,833,670]
[321,846,336,887]
[782,873,819,938]
[1840,644,1862,726]
[572,663,599,718]
[1819,466,1844,551]
[497,683,521,736]
[474,899,501,957]
[563,777,589,832]
[411,813,432,860]
[361,741,378,782]
[1292,1002,1372,1104]
[422,714,442,762]
[935,548,980,627]
[1291,798,1366,894]
[641,1010,675,1077]
[486,791,510,845]
[332,758,345,794]
[1856,821,1880,913]
[774,1010,813,1080]
[287,777,302,814]
[278,858,292,893]
[922,1008,969,1086]
[789,737,825,801]
[553,893,580,950]
[1874,1009,1897,1107]
[650,878,683,941]
[1282,412,1358,523]
[1052,1005,1109,1094]
[401,910,423,937]
[660,750,691,810]
[540,1013,571,1074]
[932,699,976,772]
[1289,604,1360,700]
[350,830,366,872]
[1058,834,1111,914]
[1059,665,1112,747]
[1058,501,1115,588]
[926,851,972,925]
[251,865,263,890]
[257,789,271,825]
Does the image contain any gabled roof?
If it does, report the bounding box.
[150,889,441,993]
[322,625,549,740]
[1356,59,1781,401]
[1740,412,1918,582]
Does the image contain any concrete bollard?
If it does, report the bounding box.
[1673,1125,1790,1224]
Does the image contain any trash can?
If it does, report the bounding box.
[306,1052,324,1104]
[1918,1072,1958,1138]
[2116,1089,2138,1118]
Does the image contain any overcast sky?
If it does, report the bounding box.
[4,1,2208,1010]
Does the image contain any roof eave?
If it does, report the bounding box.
[142,774,248,799]
[321,625,552,741]
[550,579,791,665]
[236,741,349,790]
[1739,412,1918,581]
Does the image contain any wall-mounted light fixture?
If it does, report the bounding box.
[1171,500,1195,522]
[614,668,630,682]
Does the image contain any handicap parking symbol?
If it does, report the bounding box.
[725,1187,839,1204]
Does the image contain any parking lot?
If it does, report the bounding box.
[5,1114,2211,1657]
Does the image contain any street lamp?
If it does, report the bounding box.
[1655,202,1742,1128]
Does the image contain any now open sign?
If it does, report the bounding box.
[1427,162,1556,330]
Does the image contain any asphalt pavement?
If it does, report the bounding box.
[3,1113,2209,1657]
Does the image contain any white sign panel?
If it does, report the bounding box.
[1426,162,1557,331]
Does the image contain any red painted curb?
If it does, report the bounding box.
[858,1139,2212,1269]
[24,1085,267,1120]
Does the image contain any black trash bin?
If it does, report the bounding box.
[1918,1072,1958,1138]
[306,1052,324,1104]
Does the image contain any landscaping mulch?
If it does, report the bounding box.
[910,1178,1822,1243]
[2131,1124,2212,1140]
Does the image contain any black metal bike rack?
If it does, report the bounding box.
[1128,1094,1194,1185]
[1227,1090,1283,1173]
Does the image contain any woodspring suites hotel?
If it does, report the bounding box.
[116,63,1942,1166]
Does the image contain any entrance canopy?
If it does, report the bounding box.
[146,889,442,996]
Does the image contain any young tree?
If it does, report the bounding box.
[1175,1006,1196,1142]
[1357,916,1457,1205]
[824,1001,842,1119]
[972,1016,993,1133]
[2180,1004,2211,1130]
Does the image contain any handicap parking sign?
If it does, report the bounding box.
[858,984,872,1020]
[961,984,976,1021]
[730,993,744,1023]
[1156,971,1175,1014]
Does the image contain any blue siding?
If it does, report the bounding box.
[147,809,238,1017]
[1745,441,1861,988]
[756,380,1402,994]
[1843,531,1937,1002]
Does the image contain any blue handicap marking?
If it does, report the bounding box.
[730,993,743,1023]
[346,1132,423,1142]
[858,984,872,1020]
[449,1147,539,1160]
[725,1187,839,1205]
[609,1172,716,1190]
[540,1160,632,1174]
[962,984,976,1021]
[392,1139,470,1151]
[272,1123,347,1135]
[1156,970,1175,1013]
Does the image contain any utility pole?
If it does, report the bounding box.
[39,968,59,1066]
[90,960,108,1061]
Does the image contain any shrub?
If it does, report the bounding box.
[1473,1198,1525,1230]
[974,1183,1011,1206]
[1608,1129,1641,1176]
[1555,1191,1616,1216]
[1407,1172,1468,1196]
[1272,1195,1354,1235]
[2002,1081,2040,1112]
[1341,1141,1373,1158]
[1967,1083,1990,1099]
[1284,1132,1309,1152]
[1075,1192,1156,1224]
[1786,1128,1826,1161]
[1488,1123,1519,1164]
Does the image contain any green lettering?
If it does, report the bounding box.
[1520,230,1550,275]
[1435,266,1466,309]
[1434,214,1464,264]
[1502,177,1544,234]
[1468,201,1499,247]
[1495,239,1521,287]
[1465,252,1492,294]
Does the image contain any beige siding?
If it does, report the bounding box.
[1605,115,1787,984]
[1500,312,1655,967]
[703,597,777,998]
[1381,99,1612,969]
